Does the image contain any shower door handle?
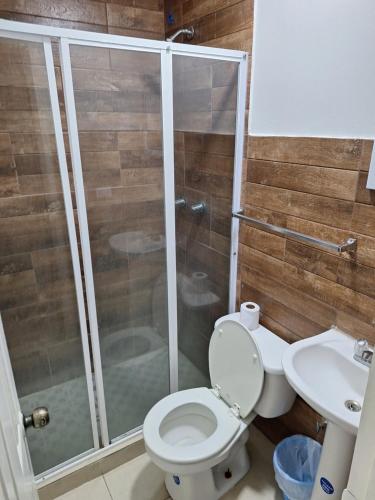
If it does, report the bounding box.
[23,407,50,429]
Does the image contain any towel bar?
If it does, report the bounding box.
[232,210,357,254]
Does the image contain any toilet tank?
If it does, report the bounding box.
[215,314,295,418]
[251,325,296,418]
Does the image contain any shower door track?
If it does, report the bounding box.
[0,19,248,486]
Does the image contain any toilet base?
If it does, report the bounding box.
[165,443,250,500]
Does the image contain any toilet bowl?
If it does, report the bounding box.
[143,313,296,500]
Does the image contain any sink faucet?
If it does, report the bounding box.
[354,339,373,368]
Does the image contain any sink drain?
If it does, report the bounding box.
[345,400,361,412]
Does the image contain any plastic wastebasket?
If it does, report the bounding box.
[273,435,322,500]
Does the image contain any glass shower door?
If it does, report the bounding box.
[0,36,96,474]
[0,21,247,479]
[173,55,239,390]
[65,43,170,441]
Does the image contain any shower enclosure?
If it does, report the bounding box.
[0,20,247,484]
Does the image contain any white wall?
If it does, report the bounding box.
[249,0,375,139]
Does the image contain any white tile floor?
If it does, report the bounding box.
[54,426,282,500]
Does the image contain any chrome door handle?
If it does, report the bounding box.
[23,407,50,429]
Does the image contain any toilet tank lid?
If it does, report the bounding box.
[215,313,288,376]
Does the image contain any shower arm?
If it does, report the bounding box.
[166,27,195,43]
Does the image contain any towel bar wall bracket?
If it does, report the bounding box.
[232,210,357,255]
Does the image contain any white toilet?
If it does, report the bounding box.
[143,313,296,500]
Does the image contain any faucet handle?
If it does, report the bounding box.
[354,338,368,356]
[175,197,187,208]
[190,202,206,215]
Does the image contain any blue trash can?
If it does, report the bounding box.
[273,435,322,500]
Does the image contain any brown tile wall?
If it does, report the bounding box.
[165,0,375,444]
[0,8,238,404]
[172,54,238,384]
[174,130,235,380]
[69,45,167,352]
[165,0,253,51]
[0,3,237,404]
[0,2,166,398]
[2,0,374,448]
[0,42,169,400]
[0,39,84,397]
[173,56,238,135]
[0,0,165,39]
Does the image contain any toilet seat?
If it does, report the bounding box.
[144,320,265,472]
[143,387,241,465]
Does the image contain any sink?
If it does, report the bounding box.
[282,328,370,499]
[282,328,369,435]
[109,231,165,255]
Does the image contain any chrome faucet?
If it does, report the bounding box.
[354,339,373,368]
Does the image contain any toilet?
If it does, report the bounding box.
[143,313,296,500]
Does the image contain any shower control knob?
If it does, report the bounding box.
[23,407,50,430]
[190,202,206,215]
[175,197,187,208]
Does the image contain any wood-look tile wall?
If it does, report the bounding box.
[0,2,165,399]
[0,0,165,39]
[174,130,235,379]
[0,39,169,400]
[172,54,238,381]
[165,0,375,444]
[0,2,238,403]
[69,45,167,354]
[165,0,253,51]
[2,0,374,447]
[0,39,85,397]
[173,56,238,134]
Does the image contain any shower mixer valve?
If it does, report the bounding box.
[190,202,207,215]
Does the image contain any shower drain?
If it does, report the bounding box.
[344,400,361,412]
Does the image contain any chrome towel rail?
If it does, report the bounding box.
[232,210,357,254]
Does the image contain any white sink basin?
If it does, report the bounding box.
[109,231,165,255]
[282,328,369,435]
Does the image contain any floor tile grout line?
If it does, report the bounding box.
[102,474,114,500]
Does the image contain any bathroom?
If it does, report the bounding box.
[0,1,374,500]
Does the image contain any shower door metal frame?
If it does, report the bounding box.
[229,54,249,313]
[59,36,180,447]
[0,19,248,485]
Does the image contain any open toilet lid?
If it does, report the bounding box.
[209,320,264,419]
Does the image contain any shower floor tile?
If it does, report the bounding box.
[22,327,209,475]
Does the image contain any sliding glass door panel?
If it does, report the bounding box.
[68,44,170,441]
[0,37,95,474]
[172,55,239,390]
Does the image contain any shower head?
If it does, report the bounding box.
[166,26,195,43]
